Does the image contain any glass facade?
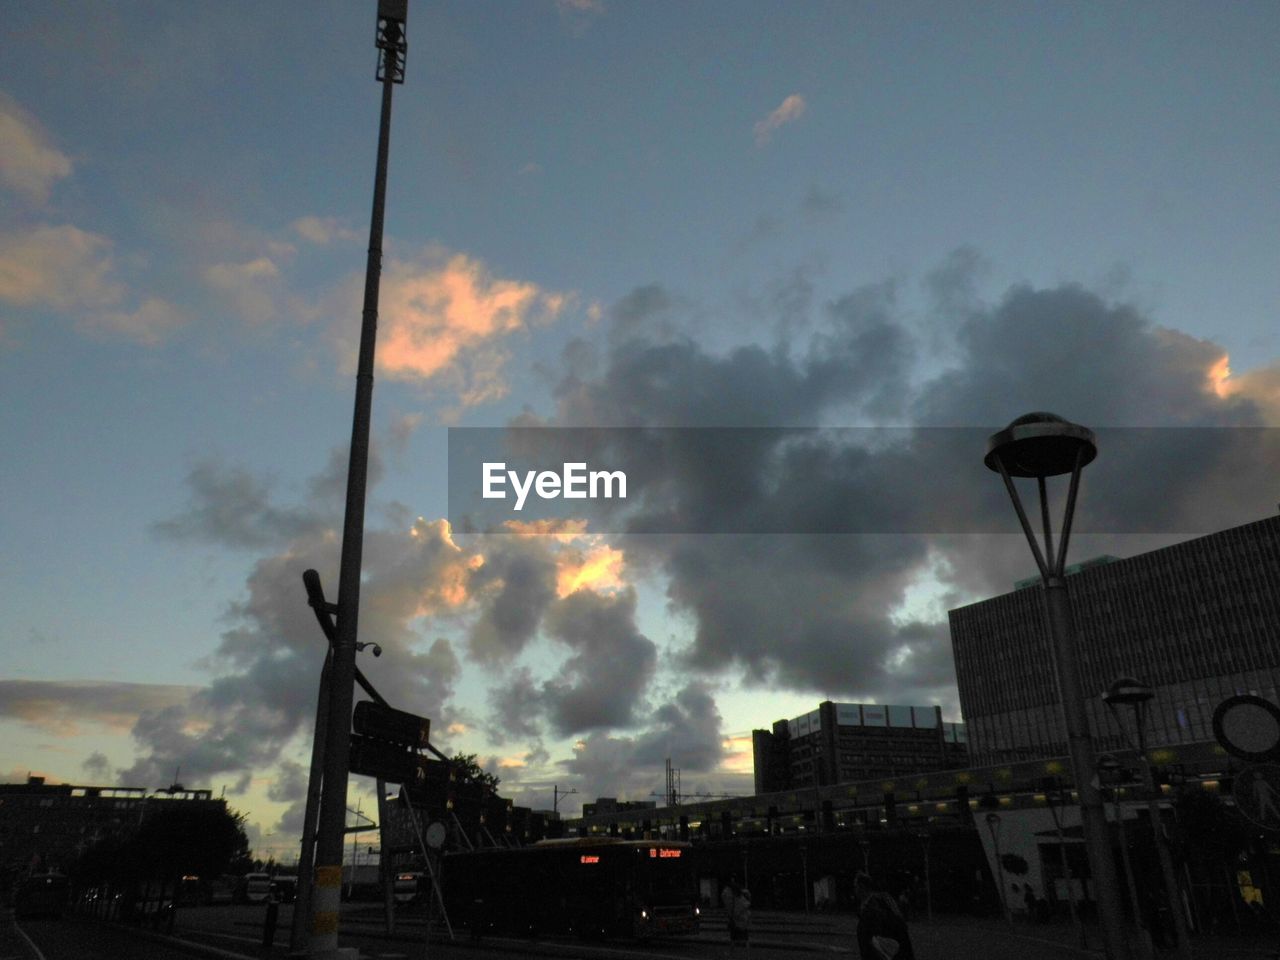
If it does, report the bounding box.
[949,515,1280,764]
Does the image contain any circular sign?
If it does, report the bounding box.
[1233,764,1280,832]
[1213,695,1280,761]
[425,821,447,849]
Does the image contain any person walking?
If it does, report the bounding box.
[855,872,915,960]
[721,878,751,954]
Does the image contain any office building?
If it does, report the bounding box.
[752,700,968,794]
[0,776,220,875]
[949,514,1280,764]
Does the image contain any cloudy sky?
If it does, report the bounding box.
[2,1,1278,859]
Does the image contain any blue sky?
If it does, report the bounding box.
[2,1,1278,859]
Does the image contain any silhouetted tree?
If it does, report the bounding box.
[450,753,500,792]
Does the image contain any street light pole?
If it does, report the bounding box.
[1104,677,1194,960]
[309,4,407,958]
[1099,754,1154,960]
[984,413,1128,959]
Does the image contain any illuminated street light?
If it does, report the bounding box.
[1104,676,1194,960]
[984,412,1127,959]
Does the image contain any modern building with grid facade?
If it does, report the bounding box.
[949,514,1280,764]
[752,700,968,794]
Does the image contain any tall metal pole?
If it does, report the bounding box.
[985,414,1129,959]
[309,6,406,957]
[290,652,330,955]
[1042,579,1129,956]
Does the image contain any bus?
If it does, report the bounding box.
[14,873,69,919]
[444,838,700,940]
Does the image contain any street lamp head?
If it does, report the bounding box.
[984,412,1097,478]
[1103,676,1153,707]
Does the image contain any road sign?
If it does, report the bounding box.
[1213,695,1280,761]
[1234,763,1280,831]
[353,700,430,747]
[348,733,424,783]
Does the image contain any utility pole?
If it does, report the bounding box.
[553,785,578,814]
[308,4,407,958]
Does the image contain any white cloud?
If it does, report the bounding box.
[754,94,807,146]
[291,216,362,246]
[81,297,188,346]
[0,93,73,205]
[204,256,282,323]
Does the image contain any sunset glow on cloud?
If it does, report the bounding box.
[2,3,1278,860]
[754,93,807,146]
[0,92,72,204]
[377,251,568,404]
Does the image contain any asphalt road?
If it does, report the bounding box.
[11,905,1280,960]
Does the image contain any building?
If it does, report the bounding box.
[751,700,968,794]
[949,514,1280,764]
[581,797,657,818]
[0,776,220,876]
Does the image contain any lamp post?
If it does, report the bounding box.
[309,3,408,958]
[1104,677,1194,960]
[1099,754,1153,960]
[984,812,1011,924]
[984,412,1128,959]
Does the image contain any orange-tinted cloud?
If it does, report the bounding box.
[754,94,807,146]
[556,542,626,597]
[1205,352,1280,424]
[0,680,198,736]
[719,733,755,775]
[0,225,122,309]
[376,250,567,406]
[0,93,72,205]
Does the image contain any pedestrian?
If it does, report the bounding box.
[855,872,915,960]
[722,878,750,954]
[732,886,752,953]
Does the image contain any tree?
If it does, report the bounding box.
[133,800,251,883]
[450,753,500,793]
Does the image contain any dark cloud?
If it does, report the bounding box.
[541,588,656,736]
[485,667,544,743]
[266,759,307,803]
[630,681,725,773]
[81,751,112,781]
[152,460,324,549]
[0,680,197,738]
[466,538,558,665]
[559,682,747,805]
[539,265,1280,704]
[125,460,472,790]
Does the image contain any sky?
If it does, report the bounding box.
[2,1,1278,861]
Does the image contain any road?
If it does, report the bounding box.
[10,905,1279,959]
